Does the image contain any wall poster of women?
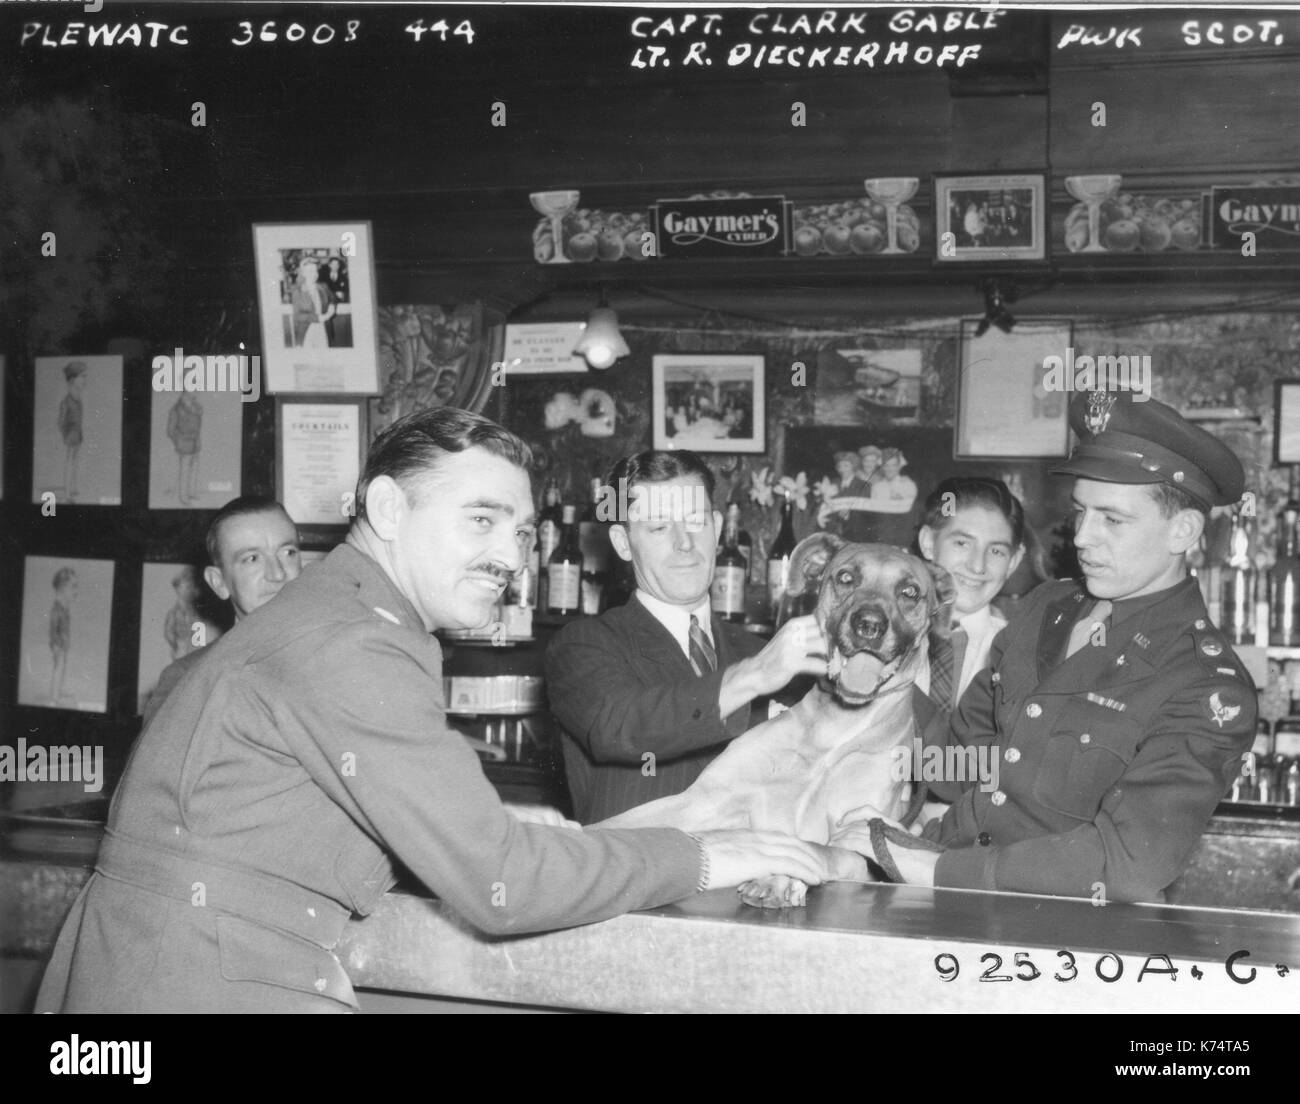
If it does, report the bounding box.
[253,222,380,394]
[17,555,115,713]
[652,354,765,454]
[30,355,124,507]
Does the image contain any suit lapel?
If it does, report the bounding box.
[627,596,695,677]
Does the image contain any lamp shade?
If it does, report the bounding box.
[572,307,630,370]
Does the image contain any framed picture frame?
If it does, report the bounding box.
[275,397,366,539]
[18,555,116,713]
[252,221,381,395]
[136,561,225,716]
[31,354,124,507]
[147,386,244,510]
[956,320,1074,459]
[934,173,1047,263]
[651,354,765,454]
[1274,380,1300,465]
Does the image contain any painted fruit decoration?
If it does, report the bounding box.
[532,209,653,263]
[791,197,920,256]
[1064,193,1202,254]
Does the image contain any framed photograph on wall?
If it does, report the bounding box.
[651,354,765,454]
[1274,380,1300,465]
[956,320,1074,459]
[934,173,1047,263]
[17,555,115,713]
[136,562,225,716]
[31,355,124,507]
[253,221,380,395]
[276,398,366,538]
[148,386,244,510]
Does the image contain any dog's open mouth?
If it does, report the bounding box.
[825,646,899,706]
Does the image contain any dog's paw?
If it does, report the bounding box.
[737,875,809,909]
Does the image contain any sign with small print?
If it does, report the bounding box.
[1210,185,1300,250]
[653,195,791,258]
[502,323,590,374]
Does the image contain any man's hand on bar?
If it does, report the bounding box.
[693,829,835,891]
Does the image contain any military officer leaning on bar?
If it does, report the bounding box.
[36,407,845,1014]
[849,391,1257,903]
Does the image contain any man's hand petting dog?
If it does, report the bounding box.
[718,614,827,717]
[694,829,836,892]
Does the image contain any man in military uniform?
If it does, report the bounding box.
[36,408,835,1012]
[871,391,1255,903]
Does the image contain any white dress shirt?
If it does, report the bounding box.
[635,590,714,661]
[915,604,1007,700]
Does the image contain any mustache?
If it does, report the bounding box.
[471,562,514,582]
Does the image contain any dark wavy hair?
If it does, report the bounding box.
[920,476,1026,547]
[605,448,716,507]
[355,407,532,521]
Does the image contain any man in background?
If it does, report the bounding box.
[143,496,301,725]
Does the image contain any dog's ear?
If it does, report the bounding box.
[924,561,957,637]
[786,533,844,600]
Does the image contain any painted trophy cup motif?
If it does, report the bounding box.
[530,190,581,264]
[1065,175,1123,253]
[863,177,919,255]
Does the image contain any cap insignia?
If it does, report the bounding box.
[1084,392,1116,435]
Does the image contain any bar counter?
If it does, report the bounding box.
[4,853,1298,1013]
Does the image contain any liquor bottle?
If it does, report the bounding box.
[711,503,747,623]
[1268,476,1300,646]
[547,505,583,616]
[579,477,613,615]
[1220,507,1256,645]
[535,483,563,611]
[731,502,754,580]
[766,496,798,625]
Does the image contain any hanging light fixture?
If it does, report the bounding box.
[973,277,1018,337]
[572,291,630,370]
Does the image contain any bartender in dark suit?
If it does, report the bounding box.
[872,392,1256,903]
[547,449,829,823]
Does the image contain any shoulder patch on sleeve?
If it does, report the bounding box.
[1205,689,1244,729]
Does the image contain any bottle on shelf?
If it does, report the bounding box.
[730,502,754,580]
[1268,471,1300,646]
[711,503,747,623]
[535,482,563,611]
[578,476,613,616]
[546,504,583,617]
[1220,506,1256,646]
[766,496,798,626]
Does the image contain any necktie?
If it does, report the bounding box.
[1066,600,1113,659]
[929,626,968,713]
[688,614,717,675]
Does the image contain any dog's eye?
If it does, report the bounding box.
[836,570,855,586]
[900,584,920,601]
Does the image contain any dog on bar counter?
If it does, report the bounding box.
[599,533,955,908]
